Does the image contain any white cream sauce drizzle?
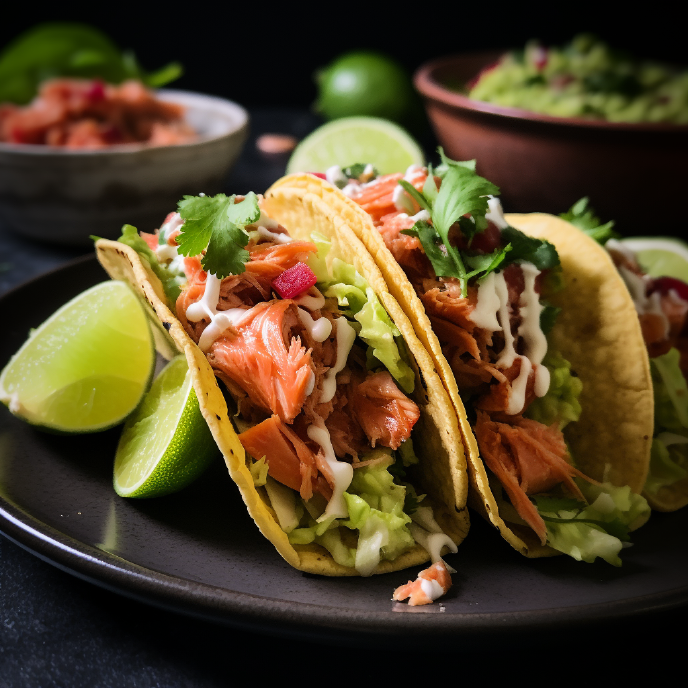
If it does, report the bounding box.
[468,261,550,415]
[485,196,509,229]
[408,521,458,571]
[392,184,415,213]
[618,265,670,339]
[307,421,353,520]
[294,287,325,311]
[257,226,292,243]
[320,317,356,403]
[297,308,332,342]
[185,273,251,352]
[155,212,185,265]
[325,165,348,187]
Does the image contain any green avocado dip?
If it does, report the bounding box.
[465,34,688,124]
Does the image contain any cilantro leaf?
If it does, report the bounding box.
[560,197,619,244]
[435,147,477,178]
[422,173,439,204]
[500,226,560,270]
[342,163,378,181]
[176,194,251,278]
[465,244,512,280]
[402,222,463,279]
[397,180,432,213]
[432,165,499,241]
[227,191,260,225]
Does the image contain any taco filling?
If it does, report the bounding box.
[333,156,648,564]
[115,192,458,591]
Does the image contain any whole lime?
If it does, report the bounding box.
[315,52,417,124]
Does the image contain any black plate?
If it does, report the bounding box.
[1,255,687,642]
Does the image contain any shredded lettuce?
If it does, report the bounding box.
[287,453,416,575]
[309,233,415,393]
[355,288,415,393]
[249,457,268,486]
[117,224,186,304]
[526,350,583,429]
[539,481,650,566]
[643,348,688,493]
[646,436,688,494]
[651,348,688,432]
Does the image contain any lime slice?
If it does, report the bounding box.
[621,237,688,281]
[286,116,424,175]
[0,281,154,433]
[114,355,218,498]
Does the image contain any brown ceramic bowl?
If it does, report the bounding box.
[414,52,688,234]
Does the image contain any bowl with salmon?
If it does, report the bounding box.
[0,79,248,245]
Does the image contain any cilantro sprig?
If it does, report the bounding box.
[560,197,619,244]
[176,192,260,278]
[397,148,560,296]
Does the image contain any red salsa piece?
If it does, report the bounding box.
[272,262,317,299]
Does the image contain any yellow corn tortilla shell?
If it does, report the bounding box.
[95,198,469,575]
[267,175,653,557]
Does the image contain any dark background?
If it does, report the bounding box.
[0,1,684,109]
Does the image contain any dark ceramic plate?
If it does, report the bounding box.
[1,256,687,642]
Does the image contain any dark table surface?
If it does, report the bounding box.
[0,109,683,687]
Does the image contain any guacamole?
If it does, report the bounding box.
[466,34,688,124]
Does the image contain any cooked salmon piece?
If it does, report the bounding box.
[238,415,331,500]
[0,78,195,147]
[351,171,429,224]
[350,371,420,449]
[377,211,433,279]
[474,411,593,544]
[392,561,452,606]
[207,300,314,424]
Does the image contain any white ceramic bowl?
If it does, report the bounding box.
[0,90,249,245]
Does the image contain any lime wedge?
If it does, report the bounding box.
[286,116,424,175]
[114,355,218,498]
[0,281,154,433]
[621,237,688,281]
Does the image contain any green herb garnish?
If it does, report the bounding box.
[176,193,260,278]
[560,197,619,244]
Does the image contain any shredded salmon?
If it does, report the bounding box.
[350,371,420,449]
[349,171,428,224]
[238,415,331,500]
[207,300,314,424]
[474,412,594,544]
[392,561,452,606]
[0,78,195,147]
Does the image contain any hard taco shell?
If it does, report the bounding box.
[95,190,469,575]
[266,175,653,557]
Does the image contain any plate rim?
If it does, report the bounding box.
[1,255,687,640]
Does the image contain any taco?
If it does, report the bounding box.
[266,159,653,565]
[95,190,469,593]
[561,198,688,512]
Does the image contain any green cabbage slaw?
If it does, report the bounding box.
[288,451,417,575]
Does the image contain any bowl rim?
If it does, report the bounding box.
[0,88,249,156]
[414,52,688,132]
